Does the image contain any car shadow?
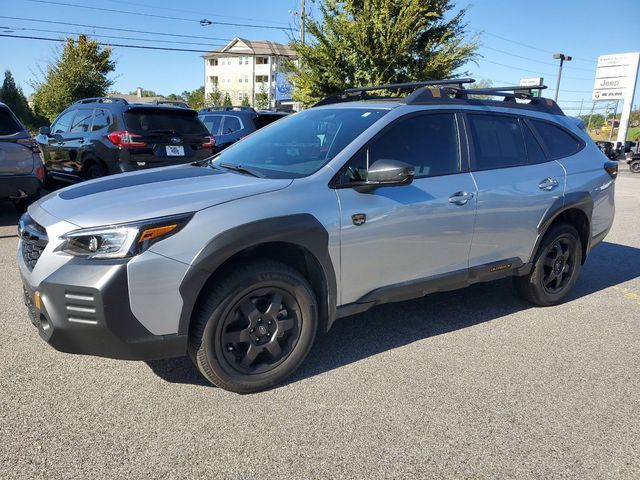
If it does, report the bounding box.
[0,201,21,229]
[146,240,640,388]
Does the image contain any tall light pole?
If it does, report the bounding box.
[300,0,305,45]
[552,53,572,102]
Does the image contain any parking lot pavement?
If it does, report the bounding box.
[1,173,639,480]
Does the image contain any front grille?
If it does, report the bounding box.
[18,214,48,271]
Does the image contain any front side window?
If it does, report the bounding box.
[69,109,94,133]
[339,113,460,183]
[210,108,388,178]
[51,110,76,134]
[467,114,526,170]
[530,120,582,159]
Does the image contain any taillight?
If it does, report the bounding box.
[604,161,618,180]
[108,130,147,147]
[36,166,45,182]
[202,135,215,149]
[17,137,40,154]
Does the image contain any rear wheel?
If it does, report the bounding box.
[188,260,318,393]
[84,161,106,180]
[629,160,640,174]
[514,223,582,306]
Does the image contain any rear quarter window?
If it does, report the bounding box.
[0,107,23,135]
[530,120,583,159]
[124,110,208,135]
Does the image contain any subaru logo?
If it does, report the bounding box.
[170,137,181,144]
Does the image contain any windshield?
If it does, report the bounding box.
[210,107,388,178]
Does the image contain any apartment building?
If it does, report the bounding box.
[203,37,297,108]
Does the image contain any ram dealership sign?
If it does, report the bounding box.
[592,52,640,144]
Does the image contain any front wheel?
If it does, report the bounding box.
[629,160,640,174]
[188,260,318,393]
[514,223,583,306]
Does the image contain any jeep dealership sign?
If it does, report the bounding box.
[592,52,640,144]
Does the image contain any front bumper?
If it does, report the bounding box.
[21,258,187,361]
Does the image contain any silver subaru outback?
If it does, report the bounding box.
[17,80,617,393]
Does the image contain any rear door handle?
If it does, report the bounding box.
[449,191,475,205]
[538,178,559,191]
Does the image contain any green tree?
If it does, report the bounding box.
[222,92,232,106]
[240,94,251,107]
[290,0,478,105]
[183,86,206,110]
[32,35,115,121]
[255,84,269,109]
[166,93,184,101]
[207,85,222,106]
[0,70,32,126]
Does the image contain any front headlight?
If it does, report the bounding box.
[58,213,193,259]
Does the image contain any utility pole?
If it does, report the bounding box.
[587,101,596,131]
[552,53,572,102]
[300,0,305,45]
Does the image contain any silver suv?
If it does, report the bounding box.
[18,79,617,393]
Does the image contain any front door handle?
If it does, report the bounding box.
[449,191,475,205]
[538,178,559,191]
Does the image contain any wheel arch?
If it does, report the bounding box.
[81,153,108,178]
[177,214,338,337]
[533,192,593,265]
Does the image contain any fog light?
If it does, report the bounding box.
[34,291,41,310]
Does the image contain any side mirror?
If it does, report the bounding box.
[38,126,51,136]
[353,159,415,193]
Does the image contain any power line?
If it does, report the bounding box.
[480,45,595,72]
[480,58,593,81]
[472,29,595,64]
[103,0,292,27]
[6,26,227,46]
[23,0,294,31]
[0,33,215,53]
[0,15,231,41]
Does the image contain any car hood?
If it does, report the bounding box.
[31,164,292,227]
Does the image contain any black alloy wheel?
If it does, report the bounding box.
[630,160,640,174]
[513,223,582,306]
[218,287,301,375]
[189,260,317,393]
[540,236,577,295]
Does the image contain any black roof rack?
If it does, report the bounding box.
[314,78,475,107]
[74,97,128,105]
[314,78,563,115]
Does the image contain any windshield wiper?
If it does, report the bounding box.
[217,162,264,178]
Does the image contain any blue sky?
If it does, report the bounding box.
[0,0,639,115]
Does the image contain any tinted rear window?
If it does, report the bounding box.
[124,110,207,135]
[0,107,23,136]
[530,120,582,159]
[467,114,526,170]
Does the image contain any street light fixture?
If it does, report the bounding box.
[552,53,572,102]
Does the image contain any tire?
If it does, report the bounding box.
[84,160,106,180]
[513,223,583,306]
[188,260,318,393]
[629,160,640,174]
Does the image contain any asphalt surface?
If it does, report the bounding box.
[1,170,639,479]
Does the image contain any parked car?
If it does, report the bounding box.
[198,106,288,151]
[594,140,618,160]
[18,79,616,393]
[36,97,215,182]
[0,102,44,211]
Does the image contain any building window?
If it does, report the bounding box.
[208,76,218,85]
[244,75,249,83]
[245,57,249,65]
[255,75,268,83]
[256,56,269,65]
[208,58,218,66]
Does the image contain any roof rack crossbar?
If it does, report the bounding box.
[74,97,128,105]
[344,78,475,95]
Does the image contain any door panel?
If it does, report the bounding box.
[337,174,478,303]
[465,113,565,267]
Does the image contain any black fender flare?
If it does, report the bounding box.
[177,213,337,335]
[529,191,593,264]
